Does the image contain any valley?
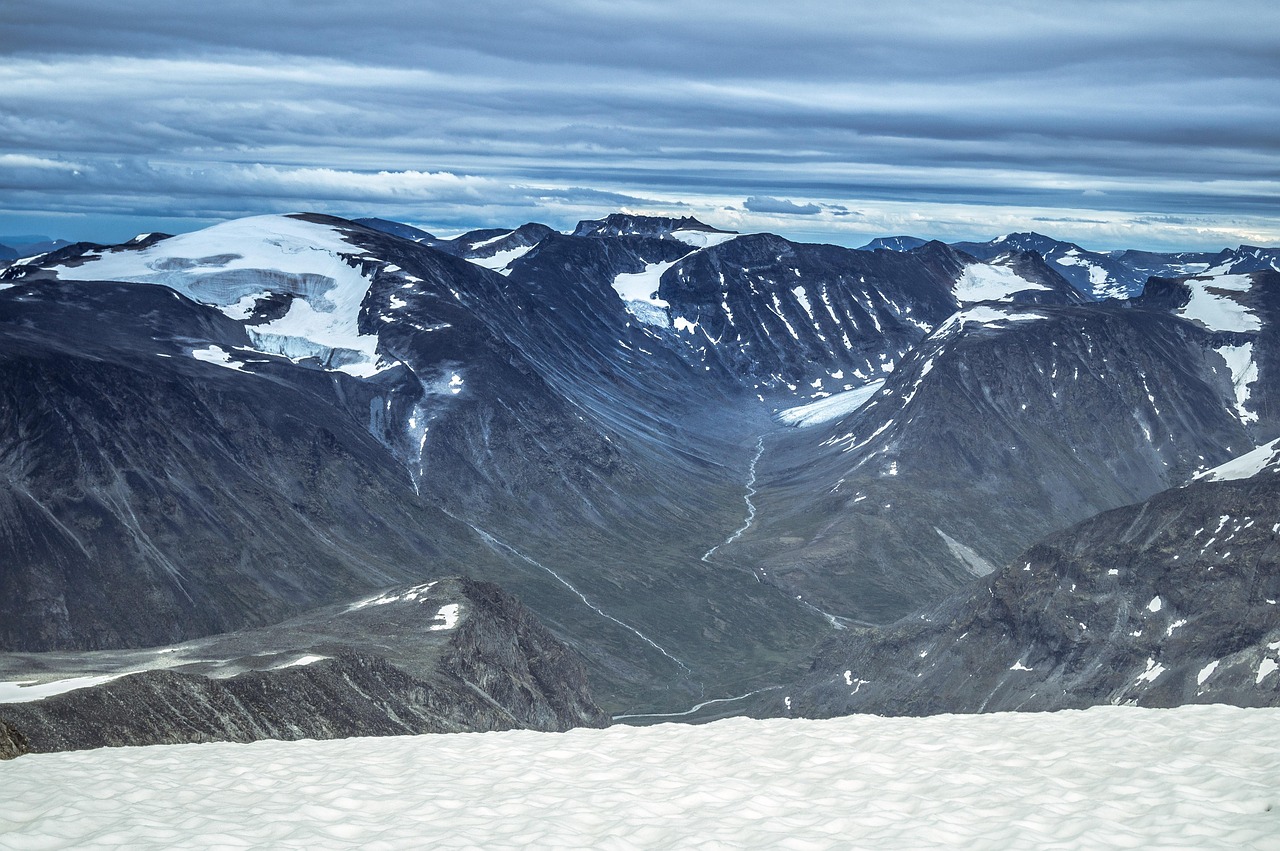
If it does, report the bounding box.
[1,212,1278,752]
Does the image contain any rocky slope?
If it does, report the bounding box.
[730,298,1252,626]
[770,459,1280,717]
[3,210,1277,724]
[0,577,608,756]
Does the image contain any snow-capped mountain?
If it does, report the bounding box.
[733,295,1252,625]
[951,232,1147,300]
[1133,270,1279,439]
[1201,245,1280,276]
[0,213,830,715]
[2,209,1278,733]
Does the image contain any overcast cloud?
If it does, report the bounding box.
[1,0,1277,249]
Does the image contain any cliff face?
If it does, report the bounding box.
[0,577,608,756]
[771,472,1280,718]
[0,719,27,759]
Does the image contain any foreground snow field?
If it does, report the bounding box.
[3,706,1279,850]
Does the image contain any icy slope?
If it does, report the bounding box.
[44,214,387,376]
[4,706,1278,849]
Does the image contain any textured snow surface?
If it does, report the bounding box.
[1197,438,1280,482]
[5,706,1280,849]
[953,261,1049,303]
[1177,275,1259,332]
[776,380,885,426]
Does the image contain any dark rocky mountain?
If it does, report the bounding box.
[735,299,1252,626]
[0,577,608,756]
[768,458,1280,718]
[1108,248,1216,283]
[857,236,928,252]
[0,235,72,264]
[353,217,436,242]
[0,213,830,715]
[951,232,1145,300]
[3,209,1278,737]
[1131,270,1279,441]
[425,222,557,272]
[1201,245,1280,276]
[657,237,965,399]
[572,213,733,240]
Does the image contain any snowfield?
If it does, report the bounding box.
[51,214,388,377]
[3,706,1279,849]
[953,261,1049,303]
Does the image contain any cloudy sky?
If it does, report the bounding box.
[2,0,1278,249]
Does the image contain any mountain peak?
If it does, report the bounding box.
[572,213,734,239]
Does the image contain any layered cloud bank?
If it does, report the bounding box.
[2,1,1279,248]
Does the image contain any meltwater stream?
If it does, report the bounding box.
[701,436,766,563]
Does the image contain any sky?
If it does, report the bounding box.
[1,0,1278,251]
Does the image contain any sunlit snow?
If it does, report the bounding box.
[1213,342,1258,424]
[612,261,676,326]
[5,707,1280,849]
[953,262,1049,303]
[0,674,128,704]
[1176,275,1259,333]
[1053,250,1111,292]
[189,344,247,372]
[467,243,534,274]
[51,214,385,376]
[428,603,461,631]
[1196,439,1280,483]
[776,380,885,427]
[670,230,738,249]
[347,581,439,611]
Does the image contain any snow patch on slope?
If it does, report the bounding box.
[671,230,738,249]
[0,674,129,704]
[1196,439,1280,483]
[1214,342,1259,424]
[612,261,676,326]
[935,305,1048,335]
[954,261,1050,303]
[1177,275,1259,333]
[467,244,535,275]
[776,381,885,427]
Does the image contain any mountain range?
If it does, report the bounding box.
[1,211,1277,753]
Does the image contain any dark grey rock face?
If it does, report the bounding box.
[572,213,731,239]
[772,472,1280,718]
[857,236,928,252]
[657,236,967,398]
[0,718,28,758]
[738,302,1251,625]
[0,278,501,653]
[0,578,608,756]
[3,211,1276,727]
